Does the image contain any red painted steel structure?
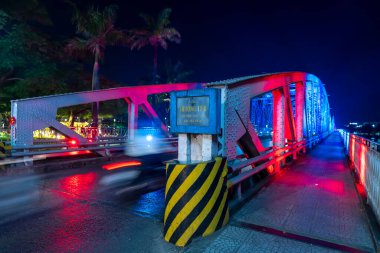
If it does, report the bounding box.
[206,71,333,161]
[10,72,333,164]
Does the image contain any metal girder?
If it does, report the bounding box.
[11,83,202,146]
[283,85,296,142]
[272,88,285,149]
[295,82,305,142]
[207,72,333,160]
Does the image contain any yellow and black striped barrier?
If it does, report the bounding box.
[164,157,229,247]
[0,142,6,159]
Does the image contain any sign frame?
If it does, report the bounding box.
[170,89,220,134]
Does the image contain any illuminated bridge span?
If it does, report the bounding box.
[3,72,379,252]
[10,72,333,157]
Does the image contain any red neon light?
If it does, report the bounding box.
[267,165,274,174]
[359,144,367,186]
[9,116,16,126]
[67,139,78,147]
[102,161,142,170]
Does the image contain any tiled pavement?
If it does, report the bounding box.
[184,133,375,252]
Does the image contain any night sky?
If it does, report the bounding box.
[47,0,380,126]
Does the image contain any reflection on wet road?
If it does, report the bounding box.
[0,161,169,253]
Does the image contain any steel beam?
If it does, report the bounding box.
[125,98,138,141]
[283,85,296,142]
[11,83,202,146]
[272,89,285,149]
[295,82,305,142]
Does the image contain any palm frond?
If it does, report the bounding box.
[129,28,151,50]
[64,37,88,58]
[106,29,128,46]
[130,36,149,50]
[158,8,172,29]
[68,4,125,58]
[139,13,154,28]
[161,28,181,43]
[132,8,180,51]
[158,38,168,50]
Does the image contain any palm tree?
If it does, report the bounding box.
[130,8,181,83]
[65,4,126,127]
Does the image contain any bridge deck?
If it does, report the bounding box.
[189,132,375,252]
[0,133,376,252]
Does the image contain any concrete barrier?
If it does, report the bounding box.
[164,157,229,246]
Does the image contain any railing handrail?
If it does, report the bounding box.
[9,137,178,157]
[229,139,306,173]
[339,129,380,224]
[226,130,332,190]
[342,131,380,152]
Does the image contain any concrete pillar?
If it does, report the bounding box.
[178,134,190,163]
[178,134,218,163]
[190,134,217,162]
[296,82,305,142]
[272,89,285,149]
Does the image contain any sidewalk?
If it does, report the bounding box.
[185,132,375,252]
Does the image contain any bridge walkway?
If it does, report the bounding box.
[187,132,375,252]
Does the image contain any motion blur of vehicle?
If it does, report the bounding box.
[0,174,40,223]
[98,155,172,198]
[100,124,177,198]
[125,128,176,157]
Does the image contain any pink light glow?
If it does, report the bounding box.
[350,136,355,161]
[102,161,142,170]
[359,144,367,186]
[320,179,344,195]
[67,139,78,147]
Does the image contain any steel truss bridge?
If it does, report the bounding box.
[10,72,333,158]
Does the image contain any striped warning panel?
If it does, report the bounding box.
[0,142,6,159]
[164,157,229,247]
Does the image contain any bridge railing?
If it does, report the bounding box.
[227,134,323,200]
[339,130,380,224]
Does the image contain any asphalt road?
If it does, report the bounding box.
[0,154,182,253]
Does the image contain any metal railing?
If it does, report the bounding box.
[339,130,380,224]
[0,136,178,167]
[227,133,324,200]
[10,137,178,157]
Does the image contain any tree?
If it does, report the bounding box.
[0,8,69,118]
[65,4,126,127]
[130,8,181,83]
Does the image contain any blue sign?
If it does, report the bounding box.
[170,89,220,134]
